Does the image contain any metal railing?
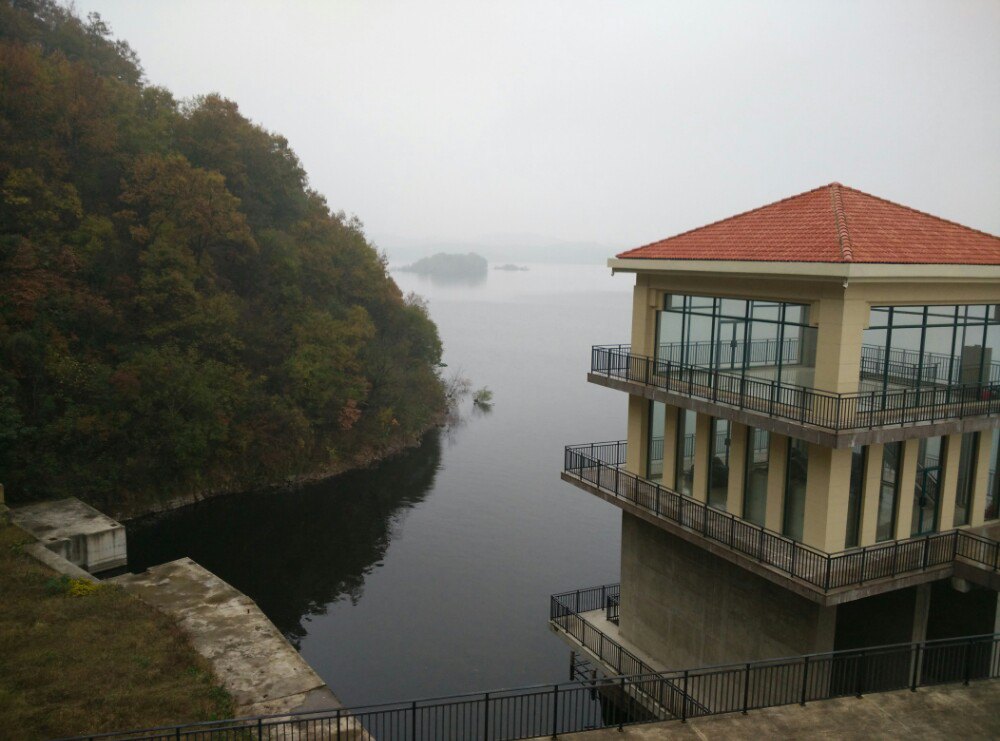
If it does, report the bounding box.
[592,345,1000,432]
[564,442,1000,592]
[65,632,1000,739]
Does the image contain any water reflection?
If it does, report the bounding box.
[127,431,443,647]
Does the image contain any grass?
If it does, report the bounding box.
[0,523,234,740]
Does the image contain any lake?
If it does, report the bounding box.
[127,262,633,707]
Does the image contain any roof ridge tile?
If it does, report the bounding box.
[829,183,854,262]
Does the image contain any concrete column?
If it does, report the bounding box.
[937,434,963,532]
[803,446,853,552]
[765,433,788,533]
[811,294,869,394]
[969,428,994,527]
[727,422,748,516]
[911,584,932,644]
[815,605,838,653]
[626,394,648,476]
[894,439,919,540]
[692,413,711,502]
[629,275,657,357]
[859,444,884,546]
[662,404,679,487]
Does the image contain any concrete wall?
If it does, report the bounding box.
[618,512,835,668]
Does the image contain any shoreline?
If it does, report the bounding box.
[111,410,451,523]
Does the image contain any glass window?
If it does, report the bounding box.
[912,437,944,535]
[708,418,730,510]
[845,446,866,548]
[675,408,697,496]
[647,401,665,481]
[876,442,903,541]
[783,438,809,541]
[954,432,978,527]
[743,427,770,526]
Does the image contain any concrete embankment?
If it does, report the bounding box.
[113,558,341,717]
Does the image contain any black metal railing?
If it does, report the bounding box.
[65,632,1000,740]
[564,442,1000,592]
[591,345,1000,432]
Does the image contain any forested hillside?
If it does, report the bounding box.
[0,0,446,512]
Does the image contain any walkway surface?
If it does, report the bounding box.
[113,557,341,717]
[553,680,1000,740]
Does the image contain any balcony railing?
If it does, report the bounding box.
[564,442,1000,593]
[591,345,1000,432]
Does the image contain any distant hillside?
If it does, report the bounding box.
[0,0,446,511]
[398,252,488,278]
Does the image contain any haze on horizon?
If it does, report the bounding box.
[71,0,1000,262]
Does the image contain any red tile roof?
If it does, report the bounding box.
[616,183,1000,264]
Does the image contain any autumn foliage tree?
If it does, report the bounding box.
[0,0,445,511]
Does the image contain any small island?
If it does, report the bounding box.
[398,252,488,279]
[493,264,529,272]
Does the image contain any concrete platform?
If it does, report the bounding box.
[552,679,1000,740]
[113,557,342,717]
[10,497,127,573]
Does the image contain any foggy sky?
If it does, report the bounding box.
[71,0,1000,256]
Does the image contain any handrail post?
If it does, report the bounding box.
[258,717,263,740]
[824,555,832,589]
[922,536,930,569]
[336,708,341,741]
[742,662,751,714]
[552,684,559,738]
[790,544,798,578]
[800,656,810,706]
[964,639,974,686]
[411,699,417,740]
[856,651,866,697]
[681,670,689,722]
[483,692,489,741]
[618,676,626,731]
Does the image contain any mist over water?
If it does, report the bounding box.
[128,263,633,705]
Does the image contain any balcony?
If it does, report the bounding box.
[589,345,1000,447]
[562,442,1000,604]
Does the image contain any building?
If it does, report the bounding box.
[554,183,1000,680]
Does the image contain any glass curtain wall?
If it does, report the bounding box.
[743,427,770,526]
[656,295,818,389]
[844,446,866,548]
[877,442,903,541]
[954,432,978,527]
[647,401,665,481]
[862,305,1000,396]
[912,437,944,535]
[708,418,730,510]
[783,438,809,541]
[675,408,697,496]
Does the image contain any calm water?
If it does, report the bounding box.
[127,263,633,706]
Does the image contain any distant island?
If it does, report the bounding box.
[493,264,529,272]
[398,252,488,278]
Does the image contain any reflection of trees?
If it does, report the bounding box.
[126,431,443,647]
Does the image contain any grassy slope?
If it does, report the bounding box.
[0,524,232,739]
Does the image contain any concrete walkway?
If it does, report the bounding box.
[113,557,341,717]
[553,680,1000,740]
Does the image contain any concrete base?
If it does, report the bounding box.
[113,558,342,716]
[619,512,835,669]
[11,498,127,573]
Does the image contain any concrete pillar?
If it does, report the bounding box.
[812,294,869,394]
[727,422,748,516]
[629,275,657,357]
[662,404,679,486]
[815,605,838,653]
[894,439,919,541]
[911,584,932,644]
[765,433,788,533]
[692,413,711,502]
[937,434,963,532]
[803,446,852,552]
[859,444,884,546]
[969,428,993,527]
[626,394,648,476]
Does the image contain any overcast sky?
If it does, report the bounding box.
[71,0,1000,256]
